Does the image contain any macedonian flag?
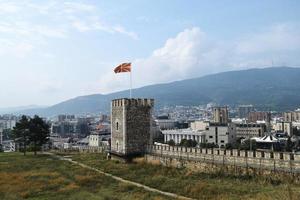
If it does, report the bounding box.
[114,62,131,73]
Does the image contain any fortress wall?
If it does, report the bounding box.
[146,145,300,174]
[145,153,300,183]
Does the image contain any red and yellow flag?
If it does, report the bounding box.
[114,63,131,73]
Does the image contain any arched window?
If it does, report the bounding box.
[116,122,119,130]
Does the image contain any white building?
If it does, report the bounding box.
[229,123,265,139]
[155,119,176,130]
[163,122,236,148]
[231,118,247,124]
[162,128,206,144]
[50,136,69,149]
[0,119,16,130]
[63,142,72,149]
[272,122,292,136]
[190,121,209,131]
[206,124,235,148]
[2,140,15,152]
[89,133,101,147]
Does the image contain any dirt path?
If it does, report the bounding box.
[44,152,195,200]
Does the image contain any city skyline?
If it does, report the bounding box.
[1,0,300,107]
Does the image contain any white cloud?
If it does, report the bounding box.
[112,25,139,40]
[98,24,300,93]
[0,20,66,57]
[0,2,20,13]
[71,20,91,32]
[0,0,138,57]
[63,2,96,13]
[98,27,221,93]
[235,24,300,54]
[69,18,139,40]
[35,26,67,38]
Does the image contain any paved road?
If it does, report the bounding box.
[44,152,195,200]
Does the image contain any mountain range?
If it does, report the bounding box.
[12,67,300,116]
[0,105,47,115]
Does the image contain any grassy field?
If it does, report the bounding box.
[1,152,300,200]
[0,152,170,200]
[66,152,300,200]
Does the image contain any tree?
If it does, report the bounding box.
[225,143,233,150]
[29,115,50,155]
[186,139,197,147]
[180,139,188,147]
[240,139,257,151]
[167,139,175,146]
[200,143,219,148]
[180,139,197,147]
[12,115,30,156]
[285,137,294,152]
[292,127,300,136]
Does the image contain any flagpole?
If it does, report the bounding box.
[130,68,132,98]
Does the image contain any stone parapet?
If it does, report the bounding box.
[232,149,238,156]
[146,145,300,173]
[240,150,246,157]
[112,98,154,107]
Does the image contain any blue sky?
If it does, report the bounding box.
[0,0,300,107]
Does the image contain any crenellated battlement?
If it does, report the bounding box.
[112,98,154,107]
[146,144,300,173]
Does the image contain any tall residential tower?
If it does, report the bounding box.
[213,107,229,124]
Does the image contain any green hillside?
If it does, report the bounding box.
[19,67,300,116]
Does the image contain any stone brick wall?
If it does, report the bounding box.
[111,99,125,154]
[146,145,300,174]
[126,103,153,154]
[111,98,154,156]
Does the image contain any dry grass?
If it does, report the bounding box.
[58,182,80,192]
[132,157,146,164]
[0,152,171,200]
[4,151,299,200]
[67,152,300,200]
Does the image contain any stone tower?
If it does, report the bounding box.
[213,106,229,124]
[110,98,154,157]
